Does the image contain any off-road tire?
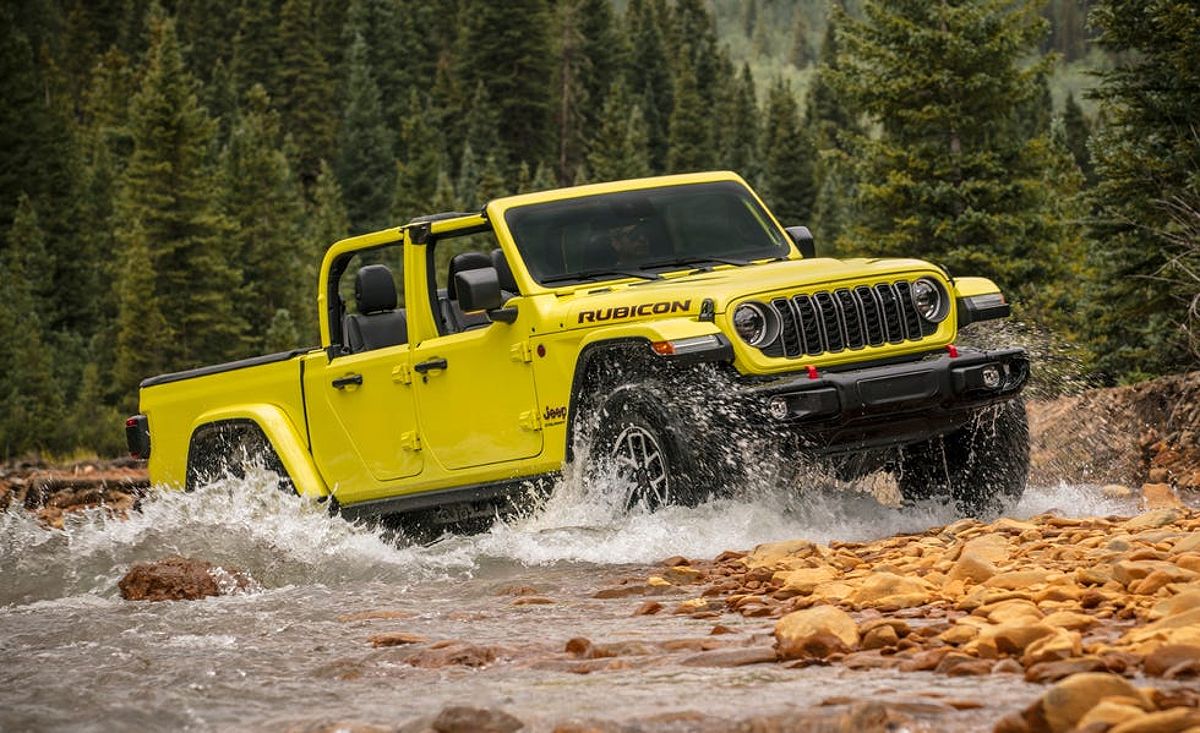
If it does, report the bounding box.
[585,384,708,509]
[896,398,1029,517]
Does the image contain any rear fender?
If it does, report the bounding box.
[190,405,328,498]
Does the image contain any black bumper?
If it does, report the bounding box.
[740,347,1029,453]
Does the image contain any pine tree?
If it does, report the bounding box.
[1061,93,1092,184]
[343,0,417,126]
[666,54,712,173]
[301,160,350,340]
[623,0,673,172]
[830,1,1064,295]
[336,33,395,234]
[761,78,816,225]
[588,81,651,183]
[531,161,556,191]
[278,0,337,187]
[805,17,858,155]
[457,141,481,209]
[0,195,66,456]
[458,0,554,170]
[68,363,126,456]
[176,0,237,85]
[264,308,300,353]
[117,10,246,369]
[477,151,509,203]
[668,0,720,107]
[222,85,307,350]
[578,0,622,137]
[789,8,812,68]
[231,0,283,99]
[112,221,171,410]
[716,64,760,181]
[392,89,443,221]
[1085,0,1200,378]
[552,0,591,186]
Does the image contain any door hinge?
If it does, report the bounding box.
[510,341,534,363]
[400,430,422,451]
[517,409,543,432]
[391,363,412,385]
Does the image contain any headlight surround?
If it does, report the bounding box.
[732,302,779,347]
[910,277,949,323]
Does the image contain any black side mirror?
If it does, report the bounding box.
[454,267,518,323]
[786,226,816,259]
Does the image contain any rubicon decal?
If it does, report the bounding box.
[578,300,692,324]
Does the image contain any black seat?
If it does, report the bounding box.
[440,252,493,333]
[344,264,408,353]
[492,248,518,298]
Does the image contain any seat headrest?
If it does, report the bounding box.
[447,251,492,299]
[492,248,519,294]
[355,264,397,314]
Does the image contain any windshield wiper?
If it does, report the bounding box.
[638,255,750,271]
[540,268,662,285]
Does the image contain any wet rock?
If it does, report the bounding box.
[1074,701,1148,731]
[1024,656,1108,683]
[404,641,498,668]
[774,566,839,594]
[1142,483,1184,510]
[934,653,993,676]
[1108,708,1200,733]
[1143,644,1200,677]
[511,596,554,606]
[846,572,935,610]
[861,624,899,650]
[429,706,523,733]
[118,555,254,602]
[1103,484,1135,499]
[1038,672,1143,733]
[632,601,662,616]
[368,632,427,647]
[774,605,860,660]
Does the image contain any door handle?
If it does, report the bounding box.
[413,357,448,374]
[331,373,363,389]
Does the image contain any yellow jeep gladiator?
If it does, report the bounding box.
[125,171,1028,523]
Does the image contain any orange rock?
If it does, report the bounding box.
[369,632,427,647]
[1075,700,1148,730]
[1142,483,1185,510]
[774,605,860,660]
[1039,673,1143,733]
[1107,708,1200,733]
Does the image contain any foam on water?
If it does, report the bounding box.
[1,455,1139,607]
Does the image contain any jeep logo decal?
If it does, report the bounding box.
[543,405,567,426]
[578,300,692,324]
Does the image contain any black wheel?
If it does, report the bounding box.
[896,398,1029,517]
[586,385,700,509]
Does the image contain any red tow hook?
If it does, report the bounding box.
[806,365,819,380]
[947,344,959,358]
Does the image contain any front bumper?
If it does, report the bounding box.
[739,347,1029,453]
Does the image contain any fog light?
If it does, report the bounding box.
[981,365,1002,389]
[768,397,790,420]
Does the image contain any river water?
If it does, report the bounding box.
[0,466,1143,732]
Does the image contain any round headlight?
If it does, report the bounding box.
[733,302,779,347]
[910,278,948,323]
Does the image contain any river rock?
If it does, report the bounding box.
[118,555,254,602]
[369,632,427,647]
[846,572,935,609]
[1075,701,1148,730]
[430,706,523,733]
[774,566,839,594]
[1038,672,1143,733]
[1143,644,1200,677]
[1107,708,1200,733]
[774,605,859,660]
[1141,483,1184,510]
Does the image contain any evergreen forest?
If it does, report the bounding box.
[0,0,1197,458]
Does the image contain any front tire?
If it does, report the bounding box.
[587,386,694,509]
[896,398,1029,517]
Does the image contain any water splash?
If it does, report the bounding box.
[0,467,476,607]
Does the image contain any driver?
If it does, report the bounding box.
[608,222,651,266]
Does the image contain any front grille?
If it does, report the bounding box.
[758,280,939,358]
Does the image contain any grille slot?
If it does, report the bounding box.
[753,279,937,359]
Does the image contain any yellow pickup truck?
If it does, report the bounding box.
[125,171,1028,524]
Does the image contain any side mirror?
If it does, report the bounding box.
[786,226,816,259]
[455,267,518,323]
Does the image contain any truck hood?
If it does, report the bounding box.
[548,256,942,330]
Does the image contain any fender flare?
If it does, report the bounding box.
[188,405,329,498]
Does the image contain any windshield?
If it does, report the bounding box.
[504,181,791,285]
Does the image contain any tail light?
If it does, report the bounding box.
[125,415,150,459]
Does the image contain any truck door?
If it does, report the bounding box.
[303,246,422,505]
[409,229,542,471]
